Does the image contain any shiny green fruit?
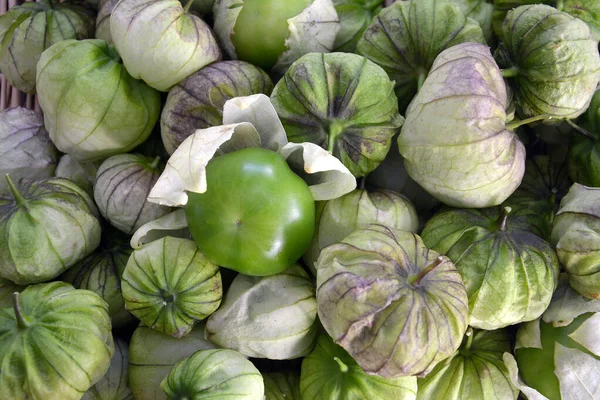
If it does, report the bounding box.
[185,147,315,276]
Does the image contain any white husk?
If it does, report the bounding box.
[222,94,287,152]
[279,142,356,201]
[543,275,600,327]
[514,319,543,351]
[130,209,190,249]
[568,313,600,357]
[554,343,600,399]
[147,122,261,206]
[272,0,340,73]
[147,94,355,207]
[212,0,242,59]
[503,353,549,400]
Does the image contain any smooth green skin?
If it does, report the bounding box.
[421,207,560,330]
[515,314,597,400]
[494,4,600,119]
[492,0,600,41]
[0,177,101,285]
[332,0,383,52]
[121,237,222,338]
[300,334,417,400]
[232,0,311,70]
[129,324,218,400]
[36,39,161,162]
[186,147,315,277]
[0,282,114,400]
[60,227,134,329]
[0,0,95,93]
[356,0,486,113]
[417,329,518,400]
[264,372,301,400]
[271,52,403,178]
[161,349,264,400]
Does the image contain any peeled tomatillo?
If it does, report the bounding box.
[185,147,315,276]
[231,0,312,70]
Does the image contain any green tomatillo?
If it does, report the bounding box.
[185,147,315,276]
[231,0,312,69]
[143,95,356,275]
[213,0,340,73]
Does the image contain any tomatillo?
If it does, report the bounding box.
[185,147,315,276]
[231,0,312,70]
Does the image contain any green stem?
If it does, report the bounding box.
[555,0,564,11]
[6,175,26,207]
[506,114,554,130]
[550,188,558,207]
[566,119,596,140]
[150,156,161,170]
[464,327,474,351]
[333,357,349,373]
[183,0,194,13]
[12,292,30,329]
[501,67,520,78]
[411,256,445,286]
[417,71,426,91]
[495,206,512,232]
[328,121,345,154]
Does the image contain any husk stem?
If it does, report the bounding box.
[333,357,349,373]
[566,119,596,140]
[555,0,564,11]
[12,292,30,329]
[328,121,345,154]
[506,114,554,130]
[550,187,558,208]
[150,156,161,169]
[6,174,26,206]
[495,206,512,232]
[183,0,194,13]
[411,256,444,286]
[417,71,426,91]
[501,67,519,78]
[464,327,474,351]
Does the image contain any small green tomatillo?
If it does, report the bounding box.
[185,147,315,276]
[232,0,312,69]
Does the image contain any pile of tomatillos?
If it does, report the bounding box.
[2,0,600,399]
